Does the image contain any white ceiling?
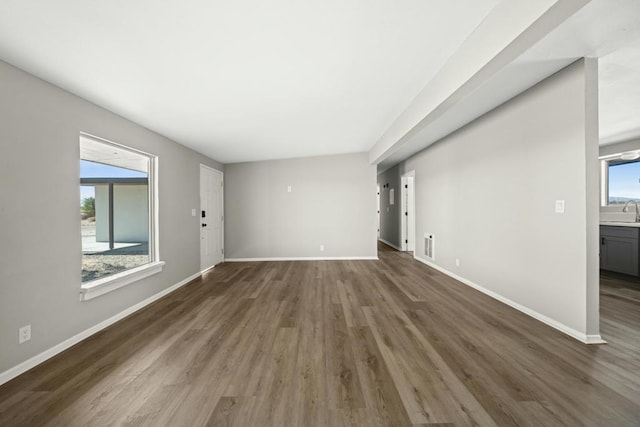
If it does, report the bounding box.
[0,0,500,163]
[2,1,639,168]
[600,37,640,144]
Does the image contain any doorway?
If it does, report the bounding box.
[401,171,415,253]
[200,165,224,271]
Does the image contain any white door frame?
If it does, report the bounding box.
[401,170,415,252]
[377,185,381,239]
[200,164,224,272]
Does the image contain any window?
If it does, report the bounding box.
[602,156,640,206]
[79,134,162,300]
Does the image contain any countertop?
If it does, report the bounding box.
[600,221,640,228]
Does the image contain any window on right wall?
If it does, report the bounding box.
[605,158,640,205]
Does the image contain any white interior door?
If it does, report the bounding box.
[200,165,224,271]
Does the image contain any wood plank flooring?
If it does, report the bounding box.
[1,242,639,426]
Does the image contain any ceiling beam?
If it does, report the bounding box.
[368,0,592,166]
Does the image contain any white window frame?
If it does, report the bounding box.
[600,158,608,207]
[79,133,163,301]
[600,154,640,207]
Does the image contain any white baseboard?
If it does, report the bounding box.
[200,264,217,274]
[378,238,402,251]
[584,334,607,344]
[412,255,606,345]
[225,256,378,262]
[0,271,202,387]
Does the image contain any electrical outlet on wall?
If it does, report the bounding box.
[191,208,197,217]
[19,325,31,344]
[455,259,460,267]
[320,244,325,251]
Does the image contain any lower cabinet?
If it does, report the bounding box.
[600,226,639,276]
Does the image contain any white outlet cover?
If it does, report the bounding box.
[555,200,565,214]
[287,186,292,193]
[320,245,325,251]
[455,259,460,267]
[191,208,197,217]
[19,325,31,344]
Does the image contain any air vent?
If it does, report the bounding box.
[424,233,435,260]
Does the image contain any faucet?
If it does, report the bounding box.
[622,200,640,222]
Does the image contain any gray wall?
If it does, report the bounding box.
[377,164,402,248]
[224,153,377,259]
[0,59,223,375]
[383,60,600,339]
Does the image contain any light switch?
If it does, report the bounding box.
[555,200,565,214]
[287,186,292,193]
[191,208,197,217]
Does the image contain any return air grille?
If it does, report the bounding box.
[424,233,434,260]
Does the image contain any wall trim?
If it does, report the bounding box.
[412,255,606,345]
[378,238,402,251]
[224,256,378,262]
[0,271,202,387]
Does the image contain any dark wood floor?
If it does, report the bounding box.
[1,243,639,426]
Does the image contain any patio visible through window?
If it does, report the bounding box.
[80,138,153,283]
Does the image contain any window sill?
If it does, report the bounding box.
[80,261,165,301]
